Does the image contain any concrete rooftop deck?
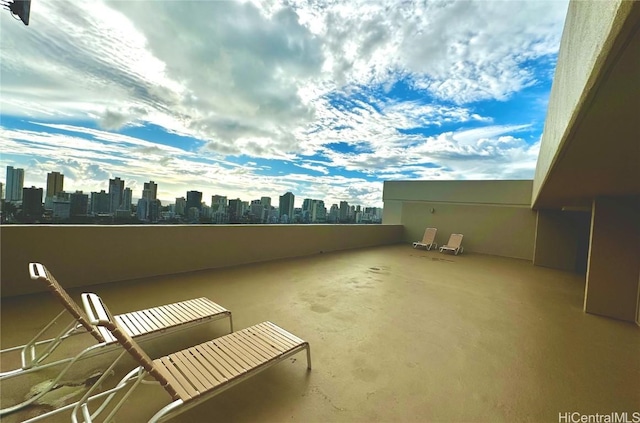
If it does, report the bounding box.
[1,244,639,422]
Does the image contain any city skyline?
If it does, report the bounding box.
[0,1,569,206]
[1,166,378,210]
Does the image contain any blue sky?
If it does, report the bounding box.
[0,0,568,207]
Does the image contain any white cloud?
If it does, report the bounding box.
[1,0,566,151]
[0,0,568,206]
[295,162,330,174]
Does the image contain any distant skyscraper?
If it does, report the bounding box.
[200,203,211,219]
[22,186,43,218]
[137,190,160,221]
[279,192,295,223]
[228,199,243,223]
[186,191,202,212]
[121,187,132,211]
[90,190,110,214]
[260,197,271,209]
[108,177,124,213]
[46,171,64,198]
[5,166,24,202]
[143,181,158,201]
[52,198,71,220]
[211,195,227,213]
[0,182,3,200]
[250,199,264,223]
[148,199,161,222]
[136,198,149,221]
[69,191,89,217]
[313,200,326,223]
[329,204,339,223]
[302,199,313,213]
[212,195,227,205]
[339,201,350,222]
[175,197,186,216]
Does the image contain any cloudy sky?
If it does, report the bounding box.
[0,0,568,207]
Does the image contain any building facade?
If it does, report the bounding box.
[5,166,24,203]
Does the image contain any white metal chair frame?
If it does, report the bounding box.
[23,293,311,423]
[0,263,233,417]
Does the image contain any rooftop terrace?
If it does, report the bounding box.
[1,244,638,422]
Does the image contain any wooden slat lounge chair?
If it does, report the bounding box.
[412,227,438,250]
[439,234,464,255]
[0,263,233,416]
[22,293,311,423]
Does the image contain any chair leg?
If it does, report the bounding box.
[149,400,185,423]
[0,342,106,416]
[306,343,312,370]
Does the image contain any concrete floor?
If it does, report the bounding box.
[1,245,639,422]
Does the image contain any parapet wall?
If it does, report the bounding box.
[0,224,403,297]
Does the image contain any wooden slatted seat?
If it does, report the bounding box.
[0,263,233,417]
[154,322,308,402]
[64,293,311,423]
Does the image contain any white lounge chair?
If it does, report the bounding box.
[439,234,464,255]
[22,293,311,423]
[0,263,233,416]
[412,227,438,250]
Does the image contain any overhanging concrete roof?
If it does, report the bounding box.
[532,1,640,209]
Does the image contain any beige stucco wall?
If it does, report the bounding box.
[0,224,403,298]
[382,200,403,225]
[533,210,591,272]
[532,0,629,205]
[384,180,533,206]
[383,180,536,260]
[584,197,640,322]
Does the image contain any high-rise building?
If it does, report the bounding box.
[149,199,162,222]
[5,166,25,202]
[70,191,89,216]
[0,181,3,200]
[279,192,295,223]
[108,177,125,213]
[52,198,71,220]
[90,190,110,214]
[187,208,200,222]
[212,195,227,205]
[228,199,243,223]
[260,197,271,210]
[136,198,148,221]
[313,200,327,223]
[186,191,202,212]
[175,197,186,216]
[143,181,157,201]
[200,203,211,219]
[339,201,350,223]
[22,186,43,218]
[328,204,339,223]
[46,171,64,198]
[250,199,264,223]
[302,199,313,213]
[121,187,132,211]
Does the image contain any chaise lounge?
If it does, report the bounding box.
[439,234,464,255]
[412,227,438,250]
[21,292,311,423]
[0,263,233,416]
